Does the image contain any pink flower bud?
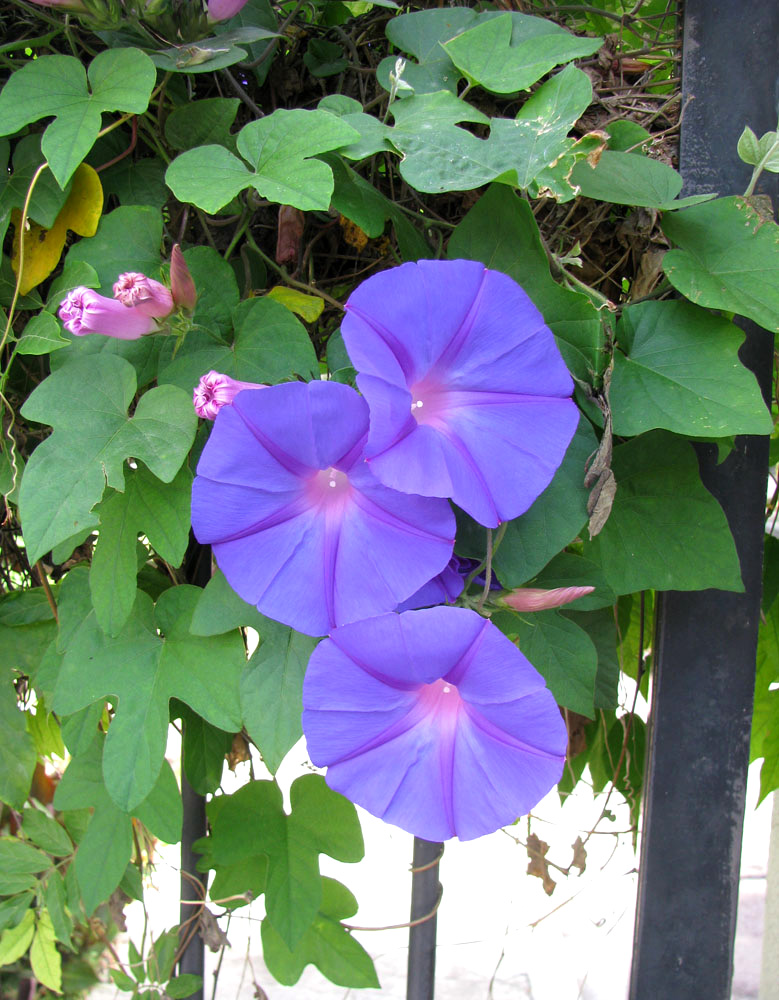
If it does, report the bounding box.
[500,586,596,612]
[113,272,174,318]
[207,0,249,21]
[59,287,158,340]
[170,245,197,311]
[28,0,88,9]
[193,371,267,420]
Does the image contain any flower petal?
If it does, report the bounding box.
[343,259,488,384]
[342,260,578,526]
[192,382,455,635]
[302,607,567,840]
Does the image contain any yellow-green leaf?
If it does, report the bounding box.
[12,163,103,295]
[29,911,62,993]
[0,909,35,966]
[266,286,325,323]
[26,695,66,759]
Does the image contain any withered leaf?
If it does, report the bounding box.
[227,732,251,771]
[587,467,617,538]
[108,887,131,933]
[526,832,556,896]
[199,907,230,953]
[570,835,587,875]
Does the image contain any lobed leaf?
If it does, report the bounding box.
[583,430,743,594]
[54,571,243,811]
[165,109,360,213]
[0,49,156,188]
[443,12,601,94]
[662,195,779,333]
[20,356,195,564]
[261,878,379,987]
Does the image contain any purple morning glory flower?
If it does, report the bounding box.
[302,606,567,841]
[341,259,580,528]
[191,380,455,637]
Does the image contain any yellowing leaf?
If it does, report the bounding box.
[266,286,324,323]
[0,909,35,966]
[12,163,103,295]
[29,911,62,993]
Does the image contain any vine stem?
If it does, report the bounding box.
[245,233,344,312]
[342,887,443,932]
[0,161,49,358]
[475,528,494,614]
[34,562,58,622]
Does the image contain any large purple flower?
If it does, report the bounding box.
[302,606,567,841]
[341,259,580,528]
[192,381,455,636]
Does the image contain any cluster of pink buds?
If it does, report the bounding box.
[58,245,196,341]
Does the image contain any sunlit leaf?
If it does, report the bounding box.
[0,49,156,188]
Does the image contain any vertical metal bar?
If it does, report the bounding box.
[178,536,210,1000]
[629,3,778,998]
[406,838,443,1000]
[179,773,207,1000]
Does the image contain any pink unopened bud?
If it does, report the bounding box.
[28,0,88,8]
[59,287,158,340]
[500,586,596,612]
[170,245,197,311]
[207,0,249,21]
[275,206,305,266]
[194,371,267,420]
[113,272,174,318]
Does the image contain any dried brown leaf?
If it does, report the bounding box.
[227,732,251,770]
[526,832,556,896]
[570,836,587,875]
[200,907,230,953]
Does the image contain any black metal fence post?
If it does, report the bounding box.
[406,838,443,1000]
[178,537,210,1000]
[629,3,778,998]
[179,774,207,1000]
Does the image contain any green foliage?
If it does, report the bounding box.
[610,300,772,437]
[583,431,744,594]
[241,619,319,773]
[20,356,196,564]
[0,0,775,992]
[261,877,379,987]
[0,681,37,809]
[391,65,593,195]
[442,12,601,94]
[492,420,597,586]
[197,775,363,948]
[495,608,599,717]
[166,110,360,213]
[158,296,318,391]
[662,196,779,333]
[150,26,278,74]
[570,149,714,210]
[53,570,244,810]
[0,49,156,187]
[89,463,192,636]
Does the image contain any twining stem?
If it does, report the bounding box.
[0,161,49,358]
[476,528,494,614]
[34,562,58,622]
[244,232,345,311]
